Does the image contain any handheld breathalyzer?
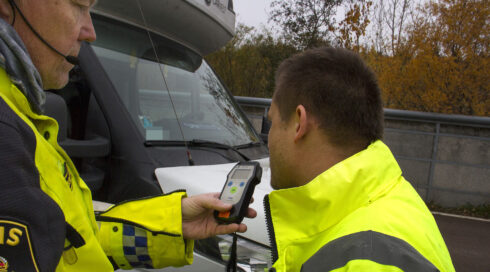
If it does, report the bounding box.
[214,161,262,224]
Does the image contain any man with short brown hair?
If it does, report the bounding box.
[264,47,454,271]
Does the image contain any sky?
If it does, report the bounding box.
[233,0,273,29]
[232,0,345,35]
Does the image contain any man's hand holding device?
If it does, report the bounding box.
[181,162,261,239]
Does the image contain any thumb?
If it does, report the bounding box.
[197,194,232,212]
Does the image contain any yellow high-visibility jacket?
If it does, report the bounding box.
[0,68,193,271]
[264,141,455,272]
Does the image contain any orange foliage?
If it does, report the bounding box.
[207,0,488,116]
[338,0,373,51]
[365,0,489,116]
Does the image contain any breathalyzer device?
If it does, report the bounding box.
[214,161,262,224]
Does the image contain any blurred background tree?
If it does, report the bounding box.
[337,0,373,51]
[206,0,489,116]
[206,24,298,98]
[268,0,342,49]
[366,0,489,115]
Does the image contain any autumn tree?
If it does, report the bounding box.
[411,0,489,115]
[385,0,411,55]
[269,0,343,49]
[337,0,373,51]
[206,25,297,98]
[371,0,386,54]
[368,0,412,55]
[368,0,489,116]
[206,24,270,98]
[209,0,488,116]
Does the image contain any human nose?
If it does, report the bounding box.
[79,13,96,42]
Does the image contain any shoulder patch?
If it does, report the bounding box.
[0,219,39,272]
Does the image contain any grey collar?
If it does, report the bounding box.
[0,18,45,114]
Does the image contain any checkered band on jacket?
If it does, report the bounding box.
[122,225,154,268]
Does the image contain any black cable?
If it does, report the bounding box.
[8,0,16,25]
[226,233,238,272]
[7,0,79,66]
[8,0,61,55]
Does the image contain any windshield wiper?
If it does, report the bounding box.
[234,141,263,150]
[144,139,255,161]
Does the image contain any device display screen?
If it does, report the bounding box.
[231,169,250,179]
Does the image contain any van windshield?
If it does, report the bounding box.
[90,14,259,146]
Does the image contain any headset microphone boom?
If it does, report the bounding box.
[8,0,79,65]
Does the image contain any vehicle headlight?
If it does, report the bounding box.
[195,235,272,272]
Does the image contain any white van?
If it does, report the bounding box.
[44,0,273,271]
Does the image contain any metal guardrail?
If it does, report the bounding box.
[235,96,490,127]
[235,96,490,207]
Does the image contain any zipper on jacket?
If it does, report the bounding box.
[263,194,278,264]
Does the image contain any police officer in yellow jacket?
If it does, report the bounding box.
[0,1,255,271]
[264,47,455,272]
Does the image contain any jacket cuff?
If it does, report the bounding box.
[97,191,194,269]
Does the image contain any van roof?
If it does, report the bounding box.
[91,0,236,56]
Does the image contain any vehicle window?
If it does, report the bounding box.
[90,14,259,146]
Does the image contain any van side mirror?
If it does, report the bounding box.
[260,115,271,144]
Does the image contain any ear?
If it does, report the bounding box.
[0,1,13,23]
[293,105,310,143]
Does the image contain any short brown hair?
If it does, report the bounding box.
[274,47,383,147]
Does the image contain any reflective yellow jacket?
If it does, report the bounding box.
[0,68,193,271]
[264,140,455,272]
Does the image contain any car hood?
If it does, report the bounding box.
[155,158,272,246]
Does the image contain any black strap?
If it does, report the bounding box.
[226,233,238,272]
[108,256,120,270]
[65,222,86,248]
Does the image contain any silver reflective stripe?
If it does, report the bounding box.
[301,231,439,272]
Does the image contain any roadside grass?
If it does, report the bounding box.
[428,202,490,219]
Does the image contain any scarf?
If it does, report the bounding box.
[0,18,45,114]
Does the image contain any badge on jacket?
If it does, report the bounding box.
[0,219,39,271]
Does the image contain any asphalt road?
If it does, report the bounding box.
[434,213,490,272]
